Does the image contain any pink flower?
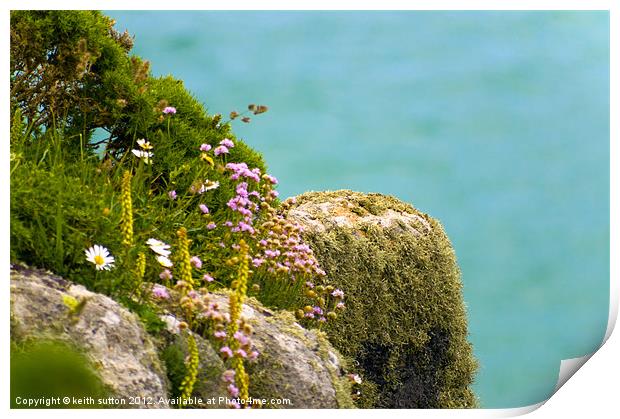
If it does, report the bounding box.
[200,143,212,152]
[252,258,264,267]
[264,249,280,258]
[168,190,177,200]
[214,330,227,339]
[159,269,173,281]
[248,351,259,361]
[220,138,234,148]
[214,145,229,156]
[199,204,209,214]
[234,331,249,346]
[221,369,235,383]
[331,289,345,298]
[264,174,278,185]
[190,256,202,269]
[152,284,170,299]
[227,384,239,398]
[207,222,217,230]
[163,106,176,114]
[235,349,247,358]
[220,346,233,358]
[203,273,214,283]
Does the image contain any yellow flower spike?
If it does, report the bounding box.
[135,252,146,279]
[176,227,195,290]
[120,170,134,247]
[179,332,199,407]
[226,239,251,401]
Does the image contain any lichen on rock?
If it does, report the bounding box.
[284,190,478,408]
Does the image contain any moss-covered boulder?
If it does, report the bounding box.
[10,265,169,408]
[283,190,478,408]
[158,291,355,408]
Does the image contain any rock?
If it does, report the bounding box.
[10,265,169,408]
[284,190,478,408]
[158,290,354,409]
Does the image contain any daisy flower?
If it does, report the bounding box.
[146,238,171,257]
[198,180,219,194]
[85,245,115,270]
[157,255,173,268]
[131,149,153,164]
[136,138,153,150]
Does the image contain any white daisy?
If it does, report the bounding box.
[198,180,220,194]
[136,138,153,150]
[146,238,171,257]
[85,245,115,271]
[131,149,153,164]
[157,255,173,268]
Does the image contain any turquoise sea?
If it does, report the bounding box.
[108,11,610,408]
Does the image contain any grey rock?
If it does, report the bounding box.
[10,265,169,408]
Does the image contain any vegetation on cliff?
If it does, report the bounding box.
[10,10,476,409]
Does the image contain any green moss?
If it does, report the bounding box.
[286,190,478,408]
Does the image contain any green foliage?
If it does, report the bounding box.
[284,191,479,408]
[11,339,111,408]
[160,344,188,399]
[10,10,134,138]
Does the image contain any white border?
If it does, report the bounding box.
[3,2,617,418]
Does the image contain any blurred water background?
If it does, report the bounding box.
[107,10,610,408]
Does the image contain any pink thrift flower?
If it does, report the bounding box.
[228,384,240,398]
[168,190,177,200]
[222,369,235,383]
[159,269,173,281]
[163,106,176,114]
[234,331,249,346]
[214,145,229,156]
[207,222,217,230]
[214,330,227,339]
[152,284,169,299]
[203,273,214,283]
[252,258,264,267]
[248,351,259,361]
[200,143,212,152]
[331,289,345,298]
[235,349,247,358]
[220,138,234,148]
[190,256,202,269]
[199,204,209,214]
[220,346,233,358]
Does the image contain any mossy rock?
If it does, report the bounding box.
[284,190,478,408]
